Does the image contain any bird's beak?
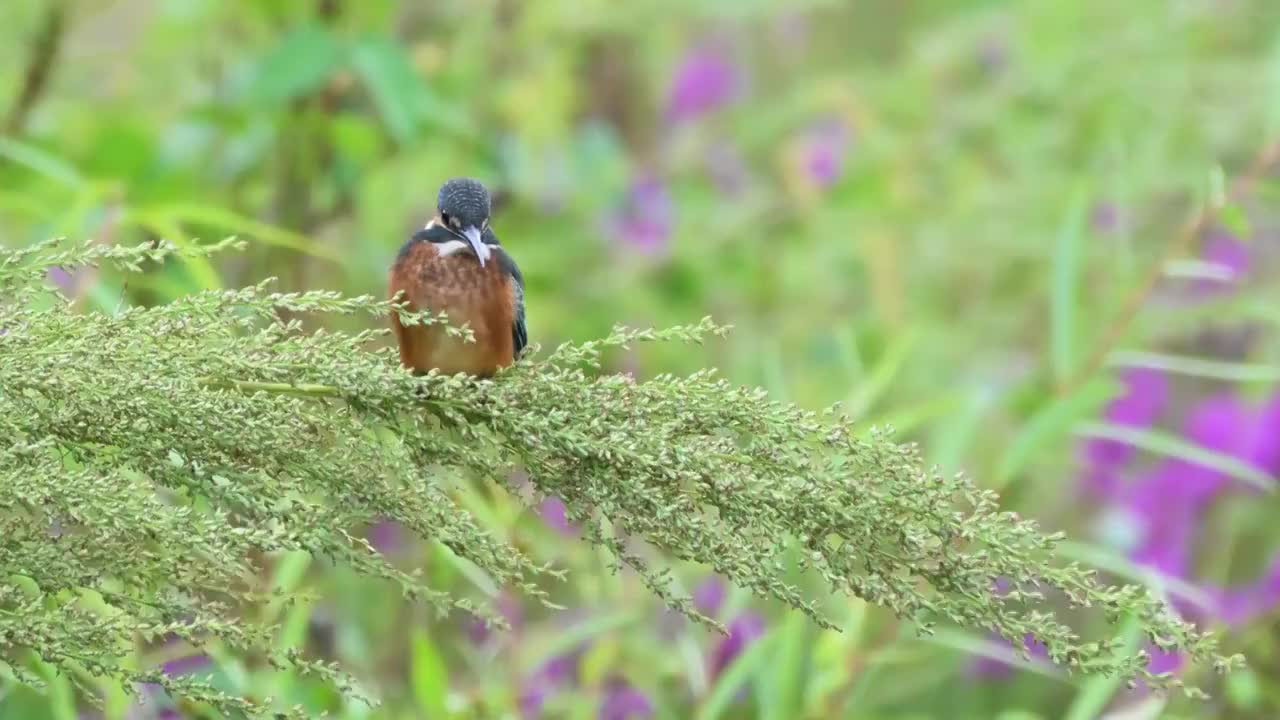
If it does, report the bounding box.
[462,226,489,267]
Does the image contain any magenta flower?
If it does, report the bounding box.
[709,612,765,679]
[161,652,211,676]
[1251,393,1280,475]
[1081,367,1170,476]
[1210,555,1280,625]
[1091,202,1122,234]
[1145,645,1184,676]
[1117,393,1260,580]
[599,677,654,720]
[538,496,577,536]
[666,43,741,123]
[366,518,406,553]
[520,651,581,718]
[607,176,674,256]
[466,591,524,646]
[693,576,727,618]
[797,117,850,188]
[978,36,1010,74]
[1196,229,1250,293]
[1084,388,1280,637]
[47,265,87,295]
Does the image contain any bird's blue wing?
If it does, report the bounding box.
[488,235,526,358]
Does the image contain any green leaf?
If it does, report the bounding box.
[1219,202,1253,240]
[1057,541,1217,612]
[923,629,1064,681]
[0,138,87,189]
[1109,351,1280,383]
[1051,184,1090,382]
[1063,620,1143,720]
[696,631,776,720]
[1075,421,1276,491]
[994,377,1118,489]
[43,667,78,720]
[845,329,918,419]
[264,550,311,624]
[1162,258,1243,282]
[1207,164,1228,210]
[1226,665,1263,709]
[528,611,639,670]
[411,626,450,719]
[138,203,343,262]
[350,37,427,145]
[122,210,224,291]
[247,26,345,105]
[758,611,809,720]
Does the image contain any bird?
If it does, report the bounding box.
[388,178,526,378]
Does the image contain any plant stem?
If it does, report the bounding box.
[1056,138,1280,396]
[198,378,341,398]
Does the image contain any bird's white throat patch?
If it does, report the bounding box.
[435,239,500,262]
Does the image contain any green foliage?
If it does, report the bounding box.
[0,239,1244,716]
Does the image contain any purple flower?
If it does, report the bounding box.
[1088,388,1280,630]
[367,518,406,553]
[467,591,524,646]
[1123,471,1196,577]
[666,43,741,123]
[1091,202,1122,234]
[1205,555,1280,626]
[520,652,581,718]
[693,576,726,618]
[978,36,1010,74]
[1249,391,1280,476]
[599,677,654,720]
[1175,393,1258,501]
[709,612,765,679]
[798,117,850,188]
[1197,230,1250,292]
[1117,394,1257,579]
[607,176,674,256]
[47,265,87,295]
[538,496,576,536]
[161,652,211,676]
[1081,367,1169,478]
[1146,645,1184,676]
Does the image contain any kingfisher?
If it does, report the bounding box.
[389,178,527,378]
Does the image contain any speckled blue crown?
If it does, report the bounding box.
[437,178,491,228]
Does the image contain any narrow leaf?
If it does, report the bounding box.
[696,632,776,720]
[247,26,345,105]
[1109,351,1280,384]
[1075,421,1275,491]
[994,377,1118,489]
[350,37,426,145]
[411,627,450,720]
[1051,185,1090,382]
[1064,620,1144,720]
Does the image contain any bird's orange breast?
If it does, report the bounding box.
[389,241,515,377]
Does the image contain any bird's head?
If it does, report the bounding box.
[436,177,492,266]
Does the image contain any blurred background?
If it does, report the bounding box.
[3,0,1280,718]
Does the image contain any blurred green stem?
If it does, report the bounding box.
[1058,138,1280,396]
[198,378,341,398]
[3,0,69,136]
